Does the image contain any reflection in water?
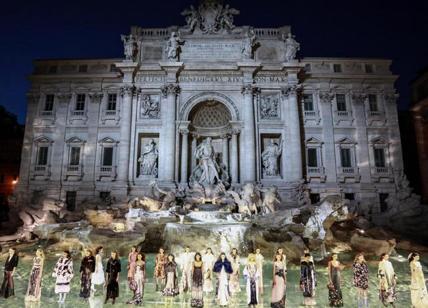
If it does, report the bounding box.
[0,252,421,307]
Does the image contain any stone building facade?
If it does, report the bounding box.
[15,0,403,211]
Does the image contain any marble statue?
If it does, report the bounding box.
[181,5,200,32]
[241,29,257,60]
[166,32,184,61]
[0,199,65,242]
[227,183,261,215]
[283,32,300,62]
[191,137,221,186]
[129,181,182,212]
[261,139,283,176]
[138,139,158,177]
[220,4,239,31]
[258,186,281,214]
[121,34,138,61]
[140,95,160,119]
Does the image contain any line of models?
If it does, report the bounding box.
[1,246,428,307]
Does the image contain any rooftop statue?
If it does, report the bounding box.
[283,32,300,62]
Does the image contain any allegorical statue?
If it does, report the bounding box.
[138,139,158,177]
[121,34,138,61]
[283,32,300,62]
[192,137,220,186]
[181,5,200,32]
[220,4,240,31]
[166,32,184,61]
[261,139,283,176]
[241,29,257,60]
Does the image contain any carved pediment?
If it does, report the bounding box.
[34,136,53,144]
[66,136,85,144]
[306,137,323,144]
[336,137,356,144]
[99,137,117,144]
[370,136,388,144]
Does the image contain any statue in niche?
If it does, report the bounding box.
[261,139,283,176]
[283,32,300,62]
[260,95,280,119]
[121,34,138,61]
[138,139,158,177]
[241,29,257,60]
[181,5,200,32]
[191,137,221,186]
[219,4,239,31]
[140,95,160,118]
[166,32,184,61]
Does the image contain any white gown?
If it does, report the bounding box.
[217,267,230,306]
[202,253,215,293]
[91,254,105,285]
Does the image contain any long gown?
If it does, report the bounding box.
[255,252,264,294]
[91,254,105,286]
[243,263,259,305]
[128,251,138,291]
[127,262,145,305]
[25,256,44,301]
[179,251,194,293]
[162,262,179,296]
[0,253,19,298]
[154,253,166,288]
[300,259,316,305]
[213,259,233,306]
[229,254,241,294]
[410,260,428,308]
[191,262,204,308]
[202,253,215,293]
[353,261,369,307]
[328,262,343,307]
[105,258,121,300]
[378,260,396,305]
[271,260,286,308]
[53,257,74,294]
[79,255,95,298]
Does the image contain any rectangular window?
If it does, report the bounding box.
[44,94,54,111]
[310,193,320,205]
[336,94,347,111]
[37,146,49,165]
[78,64,88,73]
[107,94,117,111]
[344,193,355,201]
[379,193,389,212]
[365,64,374,73]
[102,147,113,166]
[307,148,318,167]
[340,148,352,168]
[304,63,311,72]
[66,191,76,211]
[69,147,81,165]
[303,94,314,111]
[110,64,117,72]
[333,64,342,73]
[368,94,378,112]
[374,148,386,167]
[75,94,85,111]
[48,65,57,74]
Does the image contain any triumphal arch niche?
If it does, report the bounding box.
[124,0,304,202]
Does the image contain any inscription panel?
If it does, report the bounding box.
[181,41,242,61]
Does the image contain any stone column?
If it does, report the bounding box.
[222,135,229,170]
[230,129,239,184]
[160,83,180,181]
[240,84,257,182]
[117,85,134,184]
[352,93,370,183]
[179,123,190,184]
[282,84,303,181]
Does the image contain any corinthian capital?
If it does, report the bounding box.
[384,92,399,104]
[351,92,367,104]
[56,93,72,103]
[281,84,301,98]
[161,83,180,97]
[120,85,134,97]
[88,92,104,103]
[241,84,259,96]
[319,91,335,103]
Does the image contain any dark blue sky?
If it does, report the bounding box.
[1,0,427,124]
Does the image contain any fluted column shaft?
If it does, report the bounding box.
[240,85,256,182]
[180,129,189,183]
[117,86,133,183]
[230,130,239,183]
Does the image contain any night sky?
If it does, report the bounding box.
[1,0,427,124]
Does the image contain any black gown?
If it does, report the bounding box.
[79,255,95,298]
[0,253,19,298]
[106,258,121,299]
